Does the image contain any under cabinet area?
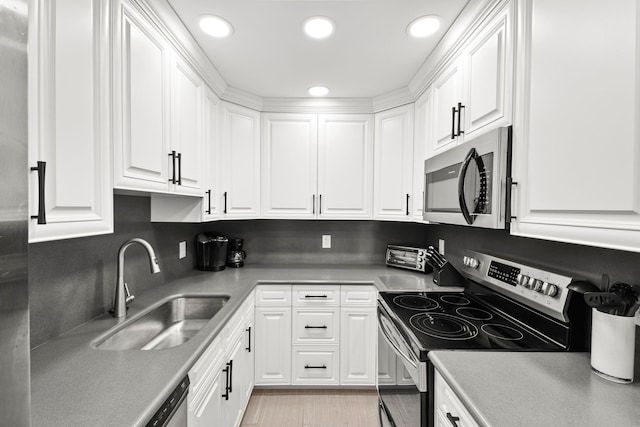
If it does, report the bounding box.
[254,284,377,387]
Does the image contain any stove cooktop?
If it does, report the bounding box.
[379,291,563,354]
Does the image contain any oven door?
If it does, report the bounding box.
[377,304,428,427]
[423,126,511,229]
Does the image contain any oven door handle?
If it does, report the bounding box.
[378,309,418,370]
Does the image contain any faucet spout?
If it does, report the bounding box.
[112,238,161,318]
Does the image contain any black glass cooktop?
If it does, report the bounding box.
[379,291,562,354]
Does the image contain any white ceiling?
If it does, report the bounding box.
[166,0,470,99]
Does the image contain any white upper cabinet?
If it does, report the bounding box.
[510,0,640,253]
[261,113,318,218]
[317,114,374,219]
[28,0,113,242]
[202,88,222,220]
[427,0,514,158]
[412,89,432,221]
[113,0,171,192]
[262,113,373,219]
[373,105,415,221]
[114,0,203,196]
[169,54,204,195]
[221,103,261,218]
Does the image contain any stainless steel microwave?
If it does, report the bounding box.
[423,126,512,229]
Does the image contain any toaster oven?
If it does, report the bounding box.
[385,244,431,273]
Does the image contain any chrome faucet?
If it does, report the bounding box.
[112,238,161,318]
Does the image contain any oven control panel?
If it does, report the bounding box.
[461,251,578,322]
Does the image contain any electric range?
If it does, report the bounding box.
[377,250,593,427]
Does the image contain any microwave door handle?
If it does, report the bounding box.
[458,148,478,225]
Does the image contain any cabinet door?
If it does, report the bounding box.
[254,307,292,385]
[340,307,377,385]
[222,103,261,218]
[170,54,204,195]
[261,113,318,218]
[431,58,463,152]
[373,105,414,221]
[114,0,170,192]
[202,88,222,220]
[242,314,255,407]
[412,88,431,220]
[188,367,225,427]
[463,0,513,138]
[28,0,113,242]
[225,337,245,427]
[511,0,640,252]
[317,114,373,219]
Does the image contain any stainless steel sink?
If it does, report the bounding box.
[94,295,229,351]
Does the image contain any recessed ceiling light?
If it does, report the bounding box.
[199,15,233,38]
[407,15,441,38]
[303,17,335,39]
[308,86,330,97]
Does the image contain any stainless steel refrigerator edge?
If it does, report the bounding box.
[0,0,31,425]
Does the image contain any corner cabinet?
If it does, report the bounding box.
[510,0,640,253]
[221,103,261,219]
[261,114,373,219]
[373,105,415,221]
[434,370,479,427]
[113,0,203,196]
[28,0,113,243]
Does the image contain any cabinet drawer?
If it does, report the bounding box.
[341,285,377,306]
[292,346,339,385]
[189,334,224,397]
[292,285,340,306]
[255,285,291,306]
[292,308,339,344]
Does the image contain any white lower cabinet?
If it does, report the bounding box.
[188,292,254,427]
[254,284,377,387]
[434,370,479,427]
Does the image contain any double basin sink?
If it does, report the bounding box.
[94,295,229,351]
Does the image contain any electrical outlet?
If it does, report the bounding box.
[322,235,331,249]
[179,241,187,259]
[438,239,445,255]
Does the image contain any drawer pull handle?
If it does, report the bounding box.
[446,412,460,427]
[30,161,47,224]
[304,364,327,369]
[304,325,328,329]
[304,294,328,298]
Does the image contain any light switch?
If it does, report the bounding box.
[179,241,187,259]
[438,239,445,255]
[322,235,331,249]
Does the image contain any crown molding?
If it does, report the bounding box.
[371,87,414,113]
[221,87,264,112]
[261,97,374,114]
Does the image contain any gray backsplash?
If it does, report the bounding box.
[29,195,640,349]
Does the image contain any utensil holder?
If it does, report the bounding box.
[590,308,636,384]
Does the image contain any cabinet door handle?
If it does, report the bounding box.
[451,106,457,139]
[304,364,327,369]
[223,191,227,214]
[457,102,465,137]
[30,161,47,224]
[228,359,233,393]
[222,363,230,400]
[319,194,322,214]
[246,326,251,352]
[507,177,518,222]
[206,190,212,214]
[304,294,328,299]
[406,193,410,215]
[446,412,460,427]
[169,151,176,184]
[176,152,182,185]
[304,325,328,329]
[312,194,315,215]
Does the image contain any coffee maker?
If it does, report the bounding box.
[227,238,246,268]
[195,232,228,271]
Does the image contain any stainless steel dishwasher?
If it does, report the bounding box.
[146,375,189,427]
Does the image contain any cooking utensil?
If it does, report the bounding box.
[610,283,637,316]
[584,292,624,314]
[425,252,444,270]
[427,246,447,268]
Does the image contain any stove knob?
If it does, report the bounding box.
[541,282,559,297]
[464,257,479,269]
[532,279,543,292]
[516,274,528,287]
[524,277,536,289]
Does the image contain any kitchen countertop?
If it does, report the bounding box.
[429,350,640,427]
[30,264,444,427]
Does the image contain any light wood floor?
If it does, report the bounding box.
[240,389,379,427]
